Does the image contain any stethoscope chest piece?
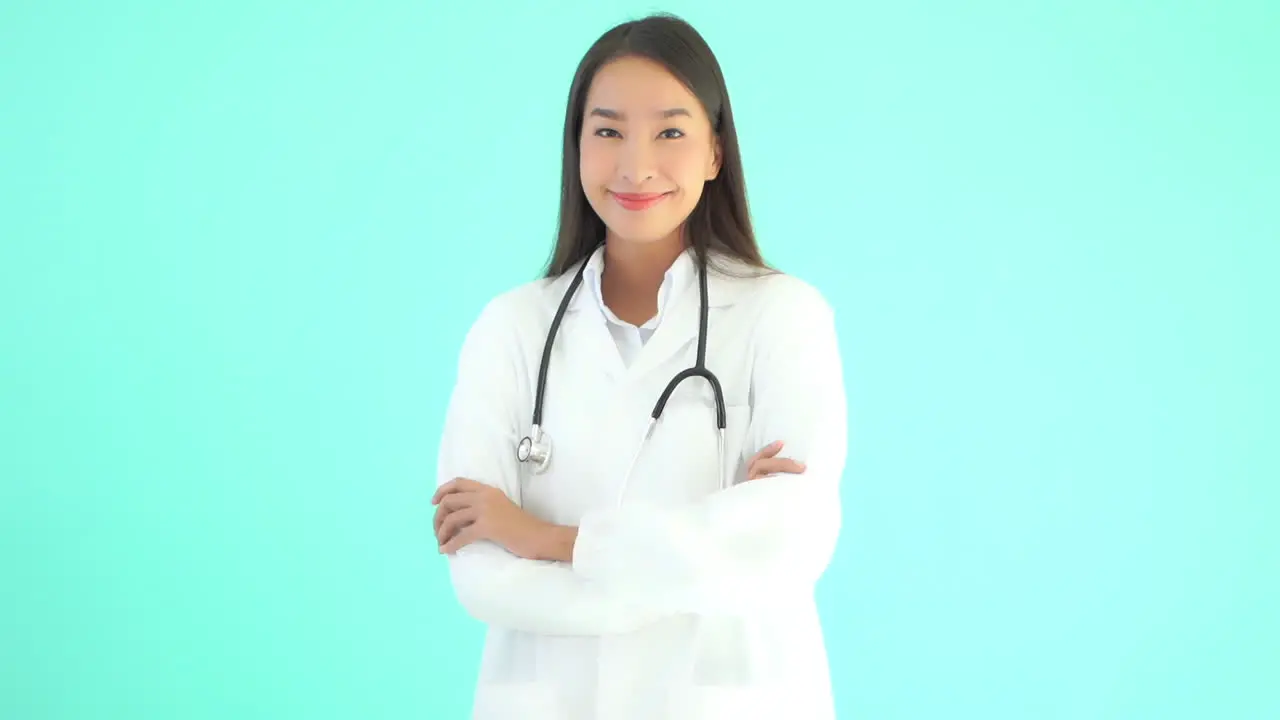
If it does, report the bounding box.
[517,424,552,474]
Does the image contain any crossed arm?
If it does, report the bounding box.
[434,282,847,634]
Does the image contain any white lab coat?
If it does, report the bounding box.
[436,247,848,720]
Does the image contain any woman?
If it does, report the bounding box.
[431,13,848,720]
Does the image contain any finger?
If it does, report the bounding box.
[749,457,806,480]
[747,441,784,466]
[441,492,478,512]
[440,504,481,543]
[746,443,786,478]
[433,492,477,533]
[432,477,483,504]
[437,506,480,546]
[758,457,806,474]
[432,479,465,505]
[433,494,456,533]
[435,493,481,531]
[431,481,454,505]
[768,457,806,472]
[754,441,783,462]
[440,525,481,555]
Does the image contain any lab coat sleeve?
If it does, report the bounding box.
[570,278,848,614]
[436,295,664,636]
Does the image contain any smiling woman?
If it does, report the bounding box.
[543,14,766,287]
[431,12,848,720]
[578,60,720,237]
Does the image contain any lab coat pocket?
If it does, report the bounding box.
[471,682,562,720]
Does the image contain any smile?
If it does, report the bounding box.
[610,191,671,211]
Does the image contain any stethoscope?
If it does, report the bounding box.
[516,246,728,499]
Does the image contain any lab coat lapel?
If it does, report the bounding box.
[628,265,745,380]
[548,248,754,381]
[628,280,701,379]
[544,257,630,381]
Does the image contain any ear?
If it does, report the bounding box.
[706,135,722,181]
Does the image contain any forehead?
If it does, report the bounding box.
[584,56,704,118]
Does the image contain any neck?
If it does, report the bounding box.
[599,232,686,326]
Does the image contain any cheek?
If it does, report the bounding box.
[579,145,612,188]
[674,151,712,182]
[667,156,710,200]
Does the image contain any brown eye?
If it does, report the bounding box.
[660,128,684,139]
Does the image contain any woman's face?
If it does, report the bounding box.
[578,55,721,246]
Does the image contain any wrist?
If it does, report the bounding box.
[537,524,578,563]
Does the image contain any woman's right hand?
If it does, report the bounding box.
[747,440,805,480]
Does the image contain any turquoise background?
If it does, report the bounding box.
[3,1,1276,718]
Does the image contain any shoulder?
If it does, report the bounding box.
[711,263,843,370]
[708,251,831,309]
[734,271,845,383]
[717,262,836,325]
[458,276,557,357]
[472,278,548,328]
[757,272,834,315]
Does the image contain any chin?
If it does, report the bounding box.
[603,221,680,245]
[600,210,685,245]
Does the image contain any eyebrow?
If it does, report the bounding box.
[588,107,692,120]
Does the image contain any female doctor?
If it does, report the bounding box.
[431,13,848,720]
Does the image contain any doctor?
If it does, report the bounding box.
[431,13,848,720]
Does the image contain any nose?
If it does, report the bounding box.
[618,136,657,185]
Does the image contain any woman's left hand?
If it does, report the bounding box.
[432,477,554,558]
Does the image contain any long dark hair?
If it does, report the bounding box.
[543,13,770,278]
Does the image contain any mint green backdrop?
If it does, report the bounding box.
[2,1,1276,718]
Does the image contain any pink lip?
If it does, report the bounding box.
[611,191,671,211]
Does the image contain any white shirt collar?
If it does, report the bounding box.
[582,245,696,330]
